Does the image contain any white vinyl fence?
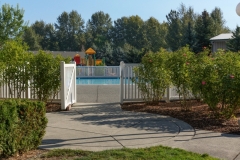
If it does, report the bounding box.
[120,61,194,104]
[0,62,76,110]
[0,69,60,100]
[0,84,61,100]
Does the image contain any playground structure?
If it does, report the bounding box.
[73,48,105,66]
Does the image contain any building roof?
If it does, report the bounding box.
[31,51,86,58]
[210,33,233,41]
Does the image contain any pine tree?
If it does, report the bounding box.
[166,10,182,51]
[227,26,240,52]
[195,10,215,53]
[182,22,197,52]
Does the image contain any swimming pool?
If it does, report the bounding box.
[76,78,134,85]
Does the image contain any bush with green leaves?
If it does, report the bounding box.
[0,40,33,98]
[188,48,212,99]
[191,50,240,119]
[0,41,70,102]
[0,99,47,158]
[166,46,195,111]
[30,50,70,102]
[136,46,240,119]
[133,49,171,104]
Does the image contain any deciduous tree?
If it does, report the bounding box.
[22,27,42,50]
[31,21,58,50]
[210,7,230,36]
[0,4,27,44]
[144,17,167,52]
[85,11,112,48]
[55,10,85,51]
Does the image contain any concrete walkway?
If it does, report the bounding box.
[40,103,240,160]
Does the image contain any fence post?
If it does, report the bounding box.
[72,61,76,104]
[166,86,170,103]
[26,80,31,99]
[60,61,66,110]
[120,61,124,104]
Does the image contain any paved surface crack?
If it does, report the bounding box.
[169,120,180,136]
[171,119,196,140]
[233,151,240,160]
[110,135,125,148]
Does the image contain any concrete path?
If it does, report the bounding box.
[40,103,240,160]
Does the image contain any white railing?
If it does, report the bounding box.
[120,61,194,104]
[76,66,120,78]
[60,61,76,110]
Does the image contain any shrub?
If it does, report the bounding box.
[0,100,18,157]
[190,50,240,119]
[0,99,47,158]
[30,51,70,102]
[166,46,195,110]
[188,48,212,99]
[134,49,171,104]
[0,40,33,98]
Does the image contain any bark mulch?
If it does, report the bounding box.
[121,100,240,135]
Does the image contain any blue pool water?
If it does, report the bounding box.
[76,78,134,85]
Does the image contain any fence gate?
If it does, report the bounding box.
[120,61,143,103]
[60,61,76,110]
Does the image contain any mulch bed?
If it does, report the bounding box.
[46,102,62,112]
[121,100,240,135]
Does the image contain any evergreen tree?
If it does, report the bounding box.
[227,26,240,52]
[179,4,197,50]
[182,22,197,52]
[166,10,182,51]
[195,10,215,53]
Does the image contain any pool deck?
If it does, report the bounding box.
[77,85,120,103]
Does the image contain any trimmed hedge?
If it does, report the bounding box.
[0,99,48,158]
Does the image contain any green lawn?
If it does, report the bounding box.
[41,145,219,160]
